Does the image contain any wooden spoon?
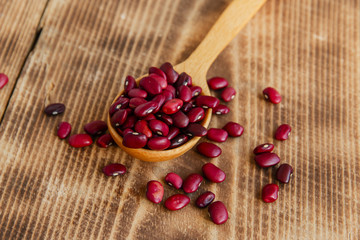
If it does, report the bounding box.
[107,0,267,162]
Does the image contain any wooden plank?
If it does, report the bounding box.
[0,0,49,116]
[0,0,359,239]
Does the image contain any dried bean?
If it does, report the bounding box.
[44,103,65,116]
[202,163,226,183]
[196,191,215,208]
[208,201,228,225]
[276,164,293,183]
[165,172,183,189]
[182,173,203,193]
[254,152,280,168]
[146,180,164,204]
[68,134,93,148]
[253,143,274,155]
[262,184,279,203]
[275,124,291,140]
[263,87,281,104]
[57,122,71,139]
[206,128,228,142]
[207,77,228,90]
[103,163,126,176]
[164,194,190,211]
[84,120,107,136]
[196,142,222,158]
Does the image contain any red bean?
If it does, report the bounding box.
[164,194,190,211]
[169,134,188,149]
[0,73,9,89]
[181,100,194,113]
[134,101,157,117]
[177,85,192,102]
[44,103,65,116]
[115,128,126,137]
[84,120,108,136]
[190,86,202,97]
[148,119,169,136]
[182,173,203,193]
[121,115,136,129]
[187,107,205,123]
[172,111,189,129]
[222,122,244,137]
[202,163,226,183]
[97,133,114,148]
[195,191,215,208]
[134,120,152,138]
[149,67,167,82]
[183,123,207,137]
[167,126,180,140]
[165,172,183,189]
[253,143,274,155]
[109,97,130,115]
[111,109,128,127]
[213,104,230,115]
[127,88,148,98]
[57,122,71,139]
[207,128,228,142]
[146,180,164,204]
[208,201,228,225]
[221,87,236,102]
[162,90,174,102]
[262,184,279,203]
[207,77,228,90]
[156,113,173,125]
[195,96,219,109]
[68,134,93,148]
[123,128,134,136]
[275,124,291,140]
[254,152,280,168]
[164,85,176,96]
[122,132,147,148]
[147,137,171,150]
[175,72,192,87]
[103,163,126,176]
[124,75,136,93]
[139,76,162,95]
[196,142,222,158]
[276,164,293,183]
[181,101,194,113]
[162,98,183,115]
[143,113,156,121]
[149,73,167,89]
[129,97,147,109]
[160,62,179,84]
[263,87,281,104]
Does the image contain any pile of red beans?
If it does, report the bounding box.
[146,165,228,225]
[108,62,240,150]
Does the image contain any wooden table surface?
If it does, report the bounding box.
[0,0,359,239]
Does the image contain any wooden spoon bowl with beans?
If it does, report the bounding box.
[107,0,267,162]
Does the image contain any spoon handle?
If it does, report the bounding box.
[184,0,267,75]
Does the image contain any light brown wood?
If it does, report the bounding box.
[0,0,359,239]
[108,0,267,162]
[0,0,49,116]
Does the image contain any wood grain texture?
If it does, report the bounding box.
[0,0,359,239]
[0,0,49,116]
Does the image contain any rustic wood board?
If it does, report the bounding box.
[0,0,359,239]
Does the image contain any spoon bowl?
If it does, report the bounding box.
[107,0,267,162]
